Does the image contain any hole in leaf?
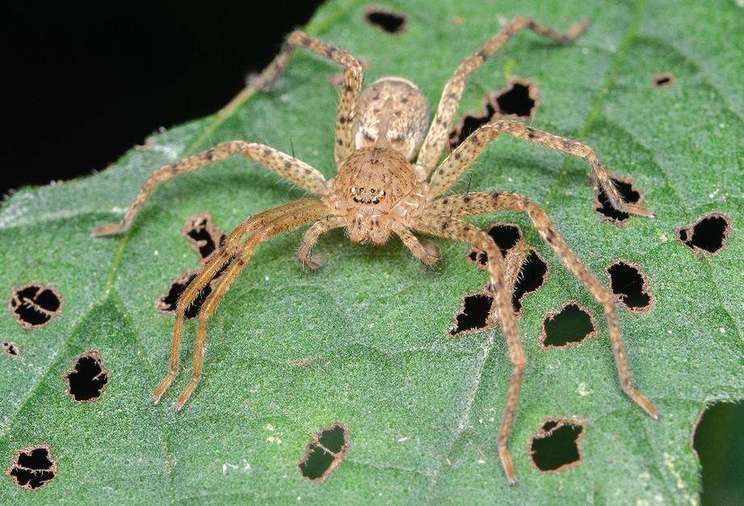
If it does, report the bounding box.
[449,79,538,150]
[182,213,225,262]
[594,176,643,224]
[450,292,493,336]
[607,261,653,312]
[298,422,350,481]
[364,6,407,34]
[157,271,212,320]
[467,223,522,269]
[9,284,63,330]
[449,98,498,151]
[652,72,676,88]
[158,213,233,319]
[530,418,584,473]
[64,350,109,402]
[512,251,548,313]
[541,303,595,348]
[2,341,20,357]
[676,213,730,255]
[6,445,57,490]
[693,402,744,505]
[495,79,538,118]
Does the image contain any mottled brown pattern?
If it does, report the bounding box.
[92,22,656,485]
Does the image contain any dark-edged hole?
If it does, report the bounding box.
[512,251,548,312]
[9,284,63,329]
[298,422,349,481]
[450,293,493,336]
[607,261,652,311]
[595,176,642,224]
[2,341,20,357]
[65,350,108,402]
[467,224,522,269]
[449,100,498,150]
[542,303,595,348]
[364,7,407,34]
[182,213,225,261]
[530,419,584,472]
[495,81,537,118]
[156,271,218,320]
[6,445,57,490]
[693,402,744,505]
[652,73,676,88]
[676,213,730,255]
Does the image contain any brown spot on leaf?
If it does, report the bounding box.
[676,213,731,256]
[6,445,57,490]
[64,350,109,402]
[652,72,676,88]
[9,284,63,330]
[529,418,584,473]
[2,341,20,357]
[607,260,653,312]
[298,422,349,481]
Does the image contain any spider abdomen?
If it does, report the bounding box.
[354,77,429,161]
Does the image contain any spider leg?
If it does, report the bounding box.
[485,239,530,325]
[426,191,659,419]
[428,120,653,217]
[92,142,327,237]
[296,216,346,270]
[416,16,589,170]
[393,223,440,266]
[151,198,325,405]
[252,30,364,165]
[413,216,524,485]
[174,199,331,410]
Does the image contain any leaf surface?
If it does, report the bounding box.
[1,0,742,503]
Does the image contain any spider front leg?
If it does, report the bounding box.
[414,216,525,484]
[296,216,345,270]
[92,141,326,237]
[429,120,654,217]
[393,224,441,266]
[152,198,329,408]
[417,16,589,170]
[428,191,659,419]
[251,30,364,165]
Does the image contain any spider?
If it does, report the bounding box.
[93,17,658,484]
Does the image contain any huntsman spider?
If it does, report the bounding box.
[93,17,658,484]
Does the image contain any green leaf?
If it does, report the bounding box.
[1,0,741,503]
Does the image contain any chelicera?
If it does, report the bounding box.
[93,17,658,484]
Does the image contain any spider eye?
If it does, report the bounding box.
[370,188,376,194]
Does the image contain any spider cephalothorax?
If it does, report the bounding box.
[92,17,658,485]
[329,145,424,244]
